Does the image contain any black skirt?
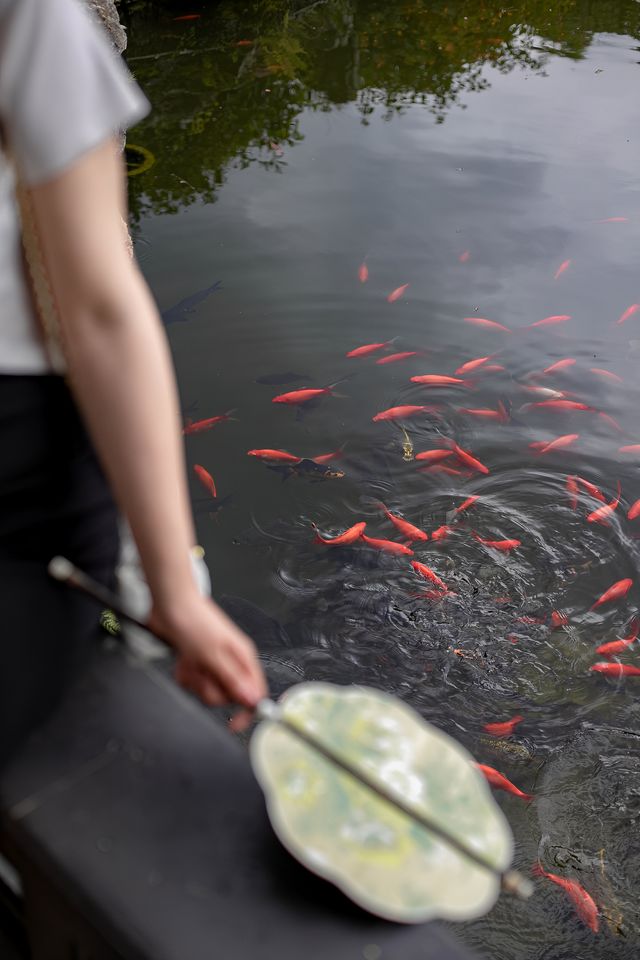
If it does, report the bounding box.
[0,375,119,770]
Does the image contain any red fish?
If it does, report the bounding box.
[619,444,640,454]
[414,449,454,463]
[410,374,468,387]
[551,611,569,628]
[313,445,347,464]
[532,865,599,932]
[431,524,453,540]
[590,368,623,383]
[528,400,591,412]
[454,495,480,515]
[455,356,492,376]
[566,475,579,509]
[591,663,640,677]
[373,405,438,422]
[463,317,511,333]
[193,464,216,498]
[387,284,409,303]
[542,358,576,375]
[376,351,418,365]
[377,503,428,542]
[597,411,624,433]
[592,578,633,610]
[183,410,235,435]
[482,364,506,373]
[235,39,254,45]
[483,715,523,737]
[473,532,521,551]
[537,434,579,455]
[312,522,366,546]
[247,449,301,462]
[596,618,639,657]
[528,314,571,328]
[272,381,344,405]
[576,476,606,503]
[457,407,508,422]
[452,442,489,475]
[554,259,571,280]
[458,250,470,263]
[598,217,628,223]
[475,764,531,801]
[173,14,201,20]
[616,303,640,326]
[587,481,621,524]
[360,534,413,556]
[347,340,395,358]
[410,560,447,591]
[420,465,466,477]
[358,262,368,283]
[628,499,640,520]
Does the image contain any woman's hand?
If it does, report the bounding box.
[150,594,268,731]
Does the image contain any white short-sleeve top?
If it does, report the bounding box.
[0,0,149,374]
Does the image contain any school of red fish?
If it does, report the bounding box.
[181,255,640,936]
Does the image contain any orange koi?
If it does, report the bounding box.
[532,864,599,932]
[628,499,640,520]
[376,503,428,542]
[591,578,633,610]
[313,445,347,464]
[247,449,300,462]
[375,351,419,365]
[551,611,569,628]
[483,715,523,737]
[616,303,640,326]
[528,314,571,328]
[419,465,466,476]
[387,284,409,303]
[482,364,506,373]
[598,411,624,433]
[458,250,470,263]
[575,476,606,502]
[410,374,469,387]
[452,442,489,475]
[455,355,492,376]
[235,39,254,45]
[410,560,447,591]
[566,475,579,509]
[527,400,591,412]
[457,407,508,422]
[596,618,639,657]
[273,381,344,405]
[475,764,531,801]
[587,481,621,524]
[431,524,453,540]
[312,522,366,546]
[183,410,235,434]
[347,339,396,358]
[360,534,413,556]
[598,217,628,223]
[542,358,576,375]
[554,259,571,280]
[454,495,480,514]
[173,13,201,20]
[619,444,640,454]
[590,368,622,382]
[522,385,565,399]
[193,464,216,498]
[414,449,454,463]
[373,405,438,422]
[537,434,579,455]
[463,317,511,333]
[473,532,521,551]
[358,262,368,283]
[590,662,640,677]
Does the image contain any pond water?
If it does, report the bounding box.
[122,2,640,956]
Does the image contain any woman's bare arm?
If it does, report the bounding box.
[28,138,266,721]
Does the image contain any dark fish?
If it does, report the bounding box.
[265,458,345,481]
[161,280,222,325]
[255,372,312,385]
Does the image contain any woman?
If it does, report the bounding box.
[0,0,266,770]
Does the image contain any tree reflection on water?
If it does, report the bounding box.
[120,0,640,221]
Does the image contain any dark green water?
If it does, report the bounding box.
[122,2,640,956]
